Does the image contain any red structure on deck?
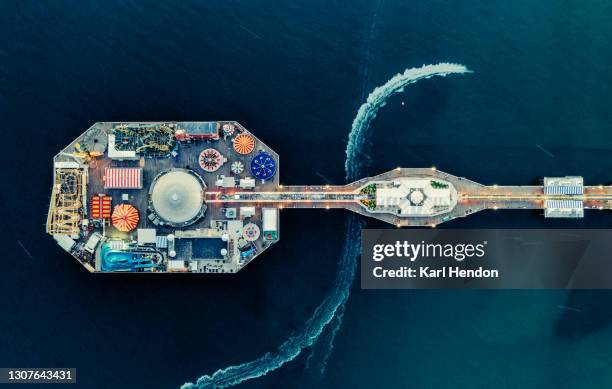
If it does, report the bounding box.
[91,195,112,219]
[174,122,219,141]
[104,167,143,189]
[111,204,139,232]
[233,134,255,155]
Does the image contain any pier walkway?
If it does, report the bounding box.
[207,168,612,227]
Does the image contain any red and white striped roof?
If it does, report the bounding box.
[104,167,142,189]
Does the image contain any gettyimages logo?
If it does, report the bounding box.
[361,229,608,289]
[372,240,487,262]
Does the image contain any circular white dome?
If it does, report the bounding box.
[151,169,204,225]
[409,190,425,204]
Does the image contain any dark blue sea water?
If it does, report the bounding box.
[1,1,612,388]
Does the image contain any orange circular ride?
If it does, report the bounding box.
[233,134,255,155]
[112,204,139,232]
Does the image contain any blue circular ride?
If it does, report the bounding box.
[250,151,276,180]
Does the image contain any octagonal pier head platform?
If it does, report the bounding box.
[47,121,612,273]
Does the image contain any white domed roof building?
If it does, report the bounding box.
[149,168,206,227]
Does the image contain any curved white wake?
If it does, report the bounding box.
[345,63,471,179]
[181,62,470,389]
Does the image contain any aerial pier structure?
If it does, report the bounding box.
[47,122,612,273]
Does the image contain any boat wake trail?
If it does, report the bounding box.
[305,1,384,375]
[346,63,472,179]
[181,62,470,389]
[305,62,472,377]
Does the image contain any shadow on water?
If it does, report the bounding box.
[554,291,612,340]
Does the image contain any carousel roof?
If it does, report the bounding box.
[230,161,245,174]
[112,204,139,232]
[199,148,223,172]
[233,133,255,155]
[250,151,276,180]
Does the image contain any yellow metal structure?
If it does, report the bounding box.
[46,168,86,235]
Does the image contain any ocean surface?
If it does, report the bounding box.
[1,1,612,388]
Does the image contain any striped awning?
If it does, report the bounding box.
[104,167,142,189]
[91,195,112,219]
[545,200,584,209]
[545,185,583,195]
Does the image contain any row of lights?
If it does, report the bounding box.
[395,166,437,171]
